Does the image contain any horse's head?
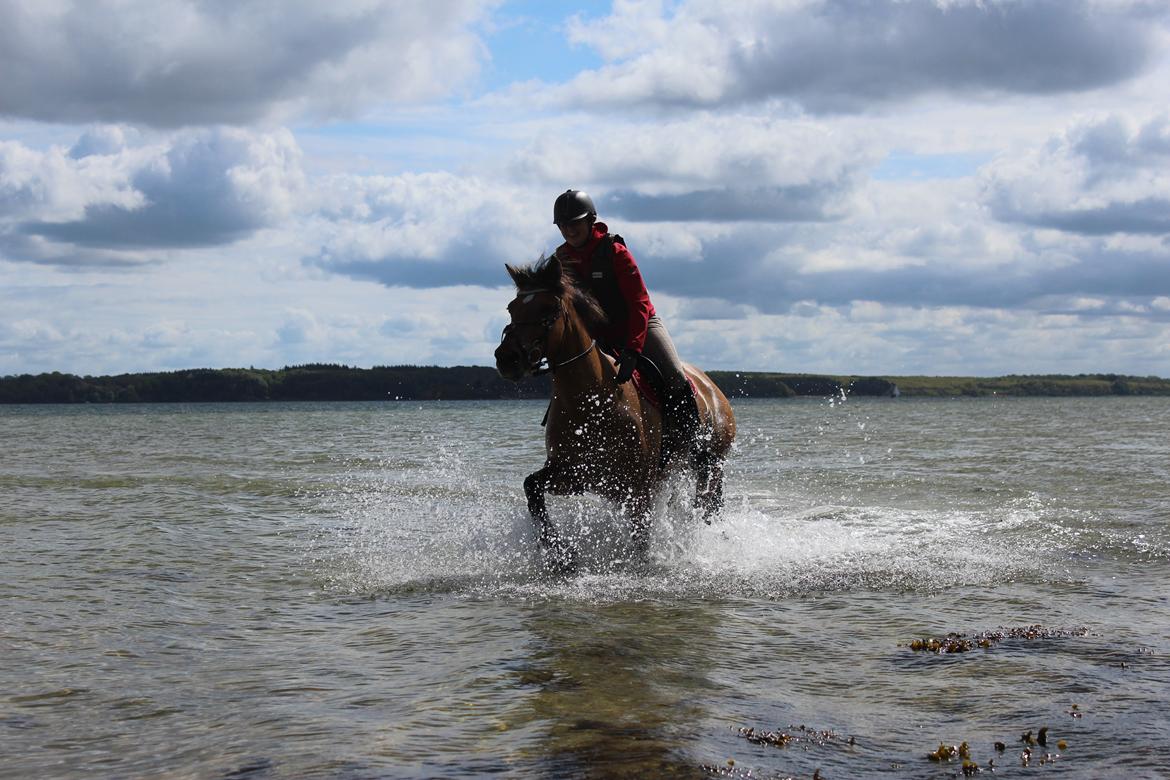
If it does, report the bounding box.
[495,253,609,381]
[495,289,565,381]
[495,255,568,381]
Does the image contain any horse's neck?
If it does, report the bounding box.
[549,315,609,398]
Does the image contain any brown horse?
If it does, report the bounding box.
[494,255,736,564]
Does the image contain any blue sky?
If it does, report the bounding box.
[2,0,1170,378]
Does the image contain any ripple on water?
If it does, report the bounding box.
[5,399,1170,778]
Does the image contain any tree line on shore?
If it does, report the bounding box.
[2,364,1168,404]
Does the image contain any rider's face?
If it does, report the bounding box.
[558,217,593,248]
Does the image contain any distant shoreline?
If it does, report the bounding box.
[2,365,1168,404]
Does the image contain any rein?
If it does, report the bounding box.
[531,339,597,376]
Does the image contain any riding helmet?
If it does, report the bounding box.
[553,189,597,226]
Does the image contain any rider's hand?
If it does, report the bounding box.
[615,348,639,384]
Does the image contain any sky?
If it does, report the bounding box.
[2,0,1170,378]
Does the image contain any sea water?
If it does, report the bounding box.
[1,397,1168,778]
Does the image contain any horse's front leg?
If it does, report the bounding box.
[693,451,725,522]
[523,466,555,543]
[625,488,654,557]
[524,465,574,568]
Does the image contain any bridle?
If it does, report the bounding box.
[501,288,597,376]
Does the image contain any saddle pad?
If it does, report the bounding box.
[632,370,696,411]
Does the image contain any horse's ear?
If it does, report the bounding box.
[546,252,563,280]
[505,263,522,287]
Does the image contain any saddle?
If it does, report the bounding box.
[630,354,696,412]
[632,356,703,471]
[538,353,695,428]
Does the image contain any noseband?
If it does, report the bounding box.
[502,288,597,376]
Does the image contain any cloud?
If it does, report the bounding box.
[303,115,871,291]
[276,309,322,347]
[307,171,548,288]
[508,115,872,222]
[1,126,305,265]
[1016,198,1170,236]
[0,318,66,353]
[301,115,1170,324]
[559,0,1164,113]
[613,174,1170,320]
[651,290,1170,375]
[4,3,1169,379]
[0,0,494,127]
[603,183,847,223]
[0,133,143,222]
[984,114,1170,235]
[782,245,1170,313]
[0,314,176,375]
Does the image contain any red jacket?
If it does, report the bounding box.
[557,222,656,354]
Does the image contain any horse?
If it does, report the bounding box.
[494,254,736,564]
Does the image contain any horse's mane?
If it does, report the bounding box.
[506,254,608,336]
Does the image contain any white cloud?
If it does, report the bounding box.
[308,171,549,288]
[557,0,1164,113]
[1,126,306,266]
[983,113,1170,235]
[512,114,869,191]
[506,114,873,226]
[0,0,495,127]
[276,309,323,347]
[677,299,1170,376]
[3,2,1170,379]
[0,134,145,222]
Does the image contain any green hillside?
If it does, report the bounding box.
[2,365,1167,404]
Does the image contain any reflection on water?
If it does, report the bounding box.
[520,601,718,779]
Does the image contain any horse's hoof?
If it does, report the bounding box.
[544,550,576,576]
[541,536,577,574]
[629,528,650,559]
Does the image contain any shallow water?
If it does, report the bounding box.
[1,397,1168,778]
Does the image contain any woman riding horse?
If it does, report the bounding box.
[494,252,736,564]
[551,189,701,466]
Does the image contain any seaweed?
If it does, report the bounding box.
[737,724,854,750]
[904,624,1090,654]
[927,726,1067,774]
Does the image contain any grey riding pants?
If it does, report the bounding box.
[639,316,689,402]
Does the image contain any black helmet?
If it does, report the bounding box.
[553,189,597,225]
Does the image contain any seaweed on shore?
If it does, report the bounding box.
[904,624,1090,654]
[737,724,854,750]
[929,725,1070,774]
[700,763,799,779]
[701,761,824,780]
[928,741,983,775]
[717,724,852,779]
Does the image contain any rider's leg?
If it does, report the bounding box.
[639,317,700,464]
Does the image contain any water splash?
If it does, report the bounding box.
[303,449,1067,602]
[299,392,1170,601]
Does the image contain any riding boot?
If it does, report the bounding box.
[660,385,702,470]
[678,389,702,467]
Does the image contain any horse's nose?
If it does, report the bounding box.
[495,342,523,381]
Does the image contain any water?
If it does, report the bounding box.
[2,397,1168,779]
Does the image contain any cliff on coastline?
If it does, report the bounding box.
[2,365,1168,404]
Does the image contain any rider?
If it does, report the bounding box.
[552,188,700,465]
